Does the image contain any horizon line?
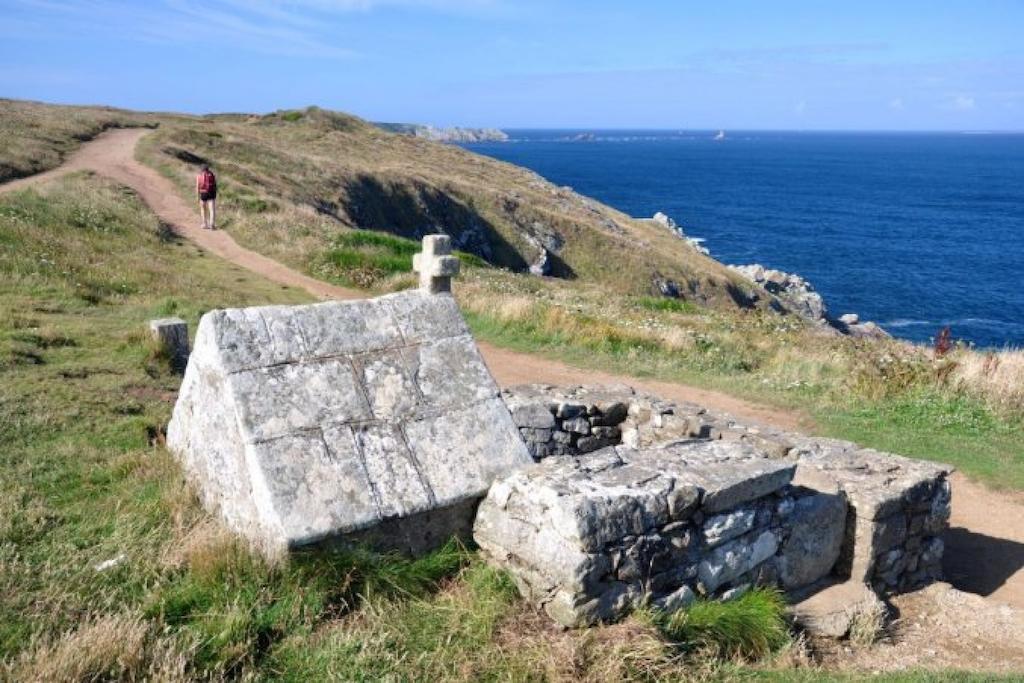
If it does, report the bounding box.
[7,97,1023,135]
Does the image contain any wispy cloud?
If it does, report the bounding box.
[951,95,977,110]
[5,0,489,58]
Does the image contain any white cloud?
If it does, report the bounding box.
[889,97,905,110]
[952,95,976,110]
[794,99,807,115]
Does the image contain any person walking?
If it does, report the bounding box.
[196,164,218,229]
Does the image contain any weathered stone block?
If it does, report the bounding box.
[778,491,847,590]
[702,508,757,547]
[167,290,532,557]
[563,417,592,435]
[149,317,189,372]
[789,581,885,639]
[697,530,779,594]
[511,403,556,429]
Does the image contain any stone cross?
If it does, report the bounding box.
[413,234,461,294]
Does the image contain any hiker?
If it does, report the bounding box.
[196,164,217,229]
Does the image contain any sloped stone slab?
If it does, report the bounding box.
[168,290,532,557]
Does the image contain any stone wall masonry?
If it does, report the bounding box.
[503,384,655,460]
[500,384,953,602]
[474,440,853,627]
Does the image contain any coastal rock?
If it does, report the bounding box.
[648,211,710,255]
[730,264,828,321]
[529,248,551,276]
[846,321,892,340]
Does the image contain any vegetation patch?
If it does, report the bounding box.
[650,589,790,661]
[312,229,486,289]
[637,296,699,314]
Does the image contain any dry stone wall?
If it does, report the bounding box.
[474,440,853,627]
[498,384,953,618]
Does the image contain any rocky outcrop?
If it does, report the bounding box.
[729,264,828,322]
[729,264,891,338]
[646,211,710,255]
[834,313,892,340]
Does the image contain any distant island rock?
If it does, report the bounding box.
[374,122,509,143]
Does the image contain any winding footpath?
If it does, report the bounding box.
[3,128,1023,612]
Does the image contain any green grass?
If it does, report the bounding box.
[464,306,759,377]
[312,229,488,289]
[650,589,790,661]
[821,390,1024,490]
[637,296,699,314]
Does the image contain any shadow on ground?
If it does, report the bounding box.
[944,526,1024,597]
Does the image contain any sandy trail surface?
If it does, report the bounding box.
[4,129,1023,625]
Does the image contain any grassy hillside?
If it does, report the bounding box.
[134,105,759,305]
[0,98,158,183]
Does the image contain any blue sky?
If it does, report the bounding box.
[1,0,1022,129]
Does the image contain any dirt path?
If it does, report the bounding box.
[3,129,1023,615]
[0,129,348,301]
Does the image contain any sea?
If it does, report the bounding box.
[461,131,1024,349]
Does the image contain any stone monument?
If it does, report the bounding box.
[166,235,531,557]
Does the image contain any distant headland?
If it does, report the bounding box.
[374,122,509,143]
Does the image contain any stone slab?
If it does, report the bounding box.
[788,580,885,639]
[167,290,532,557]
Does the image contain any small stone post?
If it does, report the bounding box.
[413,234,461,294]
[149,317,190,373]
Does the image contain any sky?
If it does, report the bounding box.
[1,0,1022,130]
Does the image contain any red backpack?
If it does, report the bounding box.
[198,169,216,194]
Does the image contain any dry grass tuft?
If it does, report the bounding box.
[7,614,149,682]
[847,600,888,647]
[952,348,1024,413]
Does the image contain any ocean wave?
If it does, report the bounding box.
[880,317,1020,330]
[879,319,931,328]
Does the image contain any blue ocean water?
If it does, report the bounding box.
[463,131,1024,349]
